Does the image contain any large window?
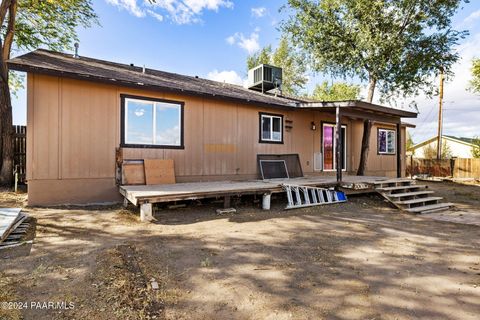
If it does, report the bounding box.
[378,128,396,154]
[259,113,283,143]
[121,95,183,148]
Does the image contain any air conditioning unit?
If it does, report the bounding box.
[248,64,283,93]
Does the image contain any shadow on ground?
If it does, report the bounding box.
[0,183,479,319]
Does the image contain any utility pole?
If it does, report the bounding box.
[437,68,444,160]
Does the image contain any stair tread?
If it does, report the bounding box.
[395,197,443,205]
[377,185,426,191]
[373,179,413,185]
[407,203,454,213]
[386,191,435,197]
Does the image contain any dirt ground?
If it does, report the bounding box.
[0,181,479,320]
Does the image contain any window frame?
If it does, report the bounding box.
[120,94,184,149]
[377,128,396,155]
[258,112,284,144]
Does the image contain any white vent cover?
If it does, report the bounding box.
[314,152,322,171]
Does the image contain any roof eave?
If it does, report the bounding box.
[298,100,418,118]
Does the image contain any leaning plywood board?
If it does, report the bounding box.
[144,159,176,185]
[122,161,146,185]
[0,208,22,241]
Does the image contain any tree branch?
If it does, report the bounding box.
[2,0,17,60]
[0,0,12,27]
[397,2,417,37]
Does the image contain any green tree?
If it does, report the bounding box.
[470,58,480,93]
[406,131,414,151]
[0,0,97,185]
[471,136,480,158]
[281,0,467,175]
[422,141,452,159]
[312,81,360,101]
[247,45,272,70]
[247,37,308,95]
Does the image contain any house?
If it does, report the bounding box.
[409,135,478,159]
[8,49,417,205]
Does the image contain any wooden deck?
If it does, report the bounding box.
[120,175,387,206]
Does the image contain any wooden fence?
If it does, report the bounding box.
[13,125,26,183]
[406,156,480,179]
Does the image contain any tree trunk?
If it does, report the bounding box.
[0,80,13,186]
[0,40,13,186]
[366,77,376,103]
[0,0,17,186]
[357,77,376,176]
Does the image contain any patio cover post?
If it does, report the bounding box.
[335,106,342,183]
[397,122,402,178]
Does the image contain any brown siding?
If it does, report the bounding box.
[31,74,60,180]
[27,74,406,204]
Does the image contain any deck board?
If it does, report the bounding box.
[120,175,386,205]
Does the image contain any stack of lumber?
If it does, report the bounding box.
[0,208,30,249]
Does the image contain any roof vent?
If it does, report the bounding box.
[73,42,79,58]
[247,64,282,93]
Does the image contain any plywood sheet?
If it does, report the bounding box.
[0,208,22,241]
[144,159,176,185]
[122,161,145,185]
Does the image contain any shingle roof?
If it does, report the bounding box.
[7,49,417,118]
[444,135,476,145]
[7,49,306,109]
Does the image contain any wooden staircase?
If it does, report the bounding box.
[374,179,454,214]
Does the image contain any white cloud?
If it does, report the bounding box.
[461,9,480,27]
[147,9,164,22]
[106,0,145,17]
[251,7,266,18]
[226,35,235,45]
[207,70,244,86]
[226,29,260,54]
[105,0,233,24]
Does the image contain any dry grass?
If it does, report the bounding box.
[0,273,22,320]
[0,188,27,208]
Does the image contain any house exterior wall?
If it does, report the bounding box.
[26,74,405,205]
[412,138,474,159]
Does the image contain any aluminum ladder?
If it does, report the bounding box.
[282,184,347,210]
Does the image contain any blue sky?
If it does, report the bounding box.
[11,0,480,143]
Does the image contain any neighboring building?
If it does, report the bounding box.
[409,135,477,159]
[8,49,417,205]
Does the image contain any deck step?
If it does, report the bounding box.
[406,203,454,213]
[386,190,435,198]
[373,179,413,185]
[394,197,443,205]
[377,185,426,192]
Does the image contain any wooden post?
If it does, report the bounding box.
[335,106,342,183]
[437,68,444,160]
[123,197,129,208]
[397,122,402,178]
[223,196,231,208]
[140,203,154,222]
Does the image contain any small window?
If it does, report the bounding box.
[122,95,183,148]
[378,128,396,154]
[259,113,283,143]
